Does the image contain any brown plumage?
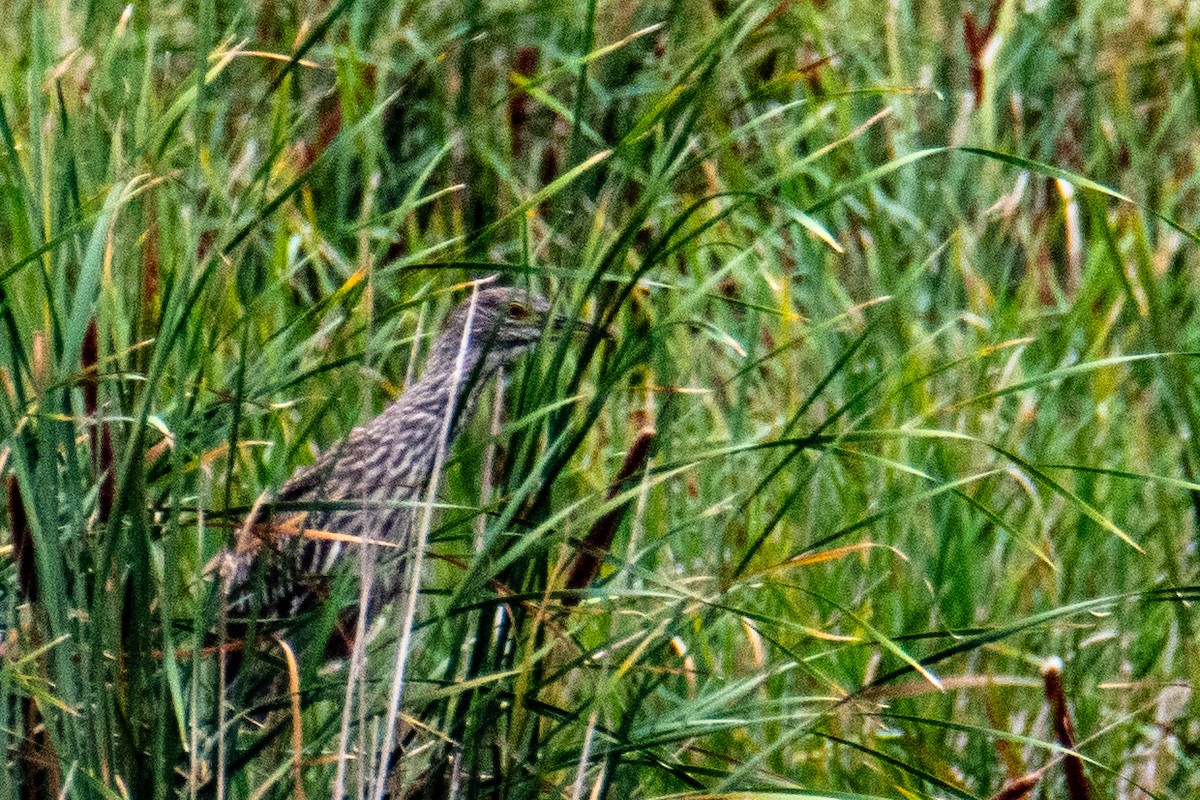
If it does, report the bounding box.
[221,286,562,624]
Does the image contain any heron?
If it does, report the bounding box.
[219,285,576,635]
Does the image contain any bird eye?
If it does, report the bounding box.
[508,302,530,319]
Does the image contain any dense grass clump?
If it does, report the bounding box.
[1,0,1199,798]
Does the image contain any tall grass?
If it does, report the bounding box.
[1,0,1198,798]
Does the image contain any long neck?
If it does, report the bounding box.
[363,331,500,487]
[417,323,513,426]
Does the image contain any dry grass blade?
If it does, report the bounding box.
[986,769,1044,800]
[563,426,656,604]
[370,283,488,800]
[276,637,307,800]
[1042,657,1092,800]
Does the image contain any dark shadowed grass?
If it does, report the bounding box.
[1,0,1199,798]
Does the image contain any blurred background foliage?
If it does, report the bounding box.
[0,0,1199,798]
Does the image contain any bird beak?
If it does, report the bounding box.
[552,315,610,341]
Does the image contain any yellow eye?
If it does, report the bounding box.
[508,302,530,319]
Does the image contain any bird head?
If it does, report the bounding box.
[428,286,588,381]
[460,286,553,351]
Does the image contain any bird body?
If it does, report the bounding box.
[221,286,557,623]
